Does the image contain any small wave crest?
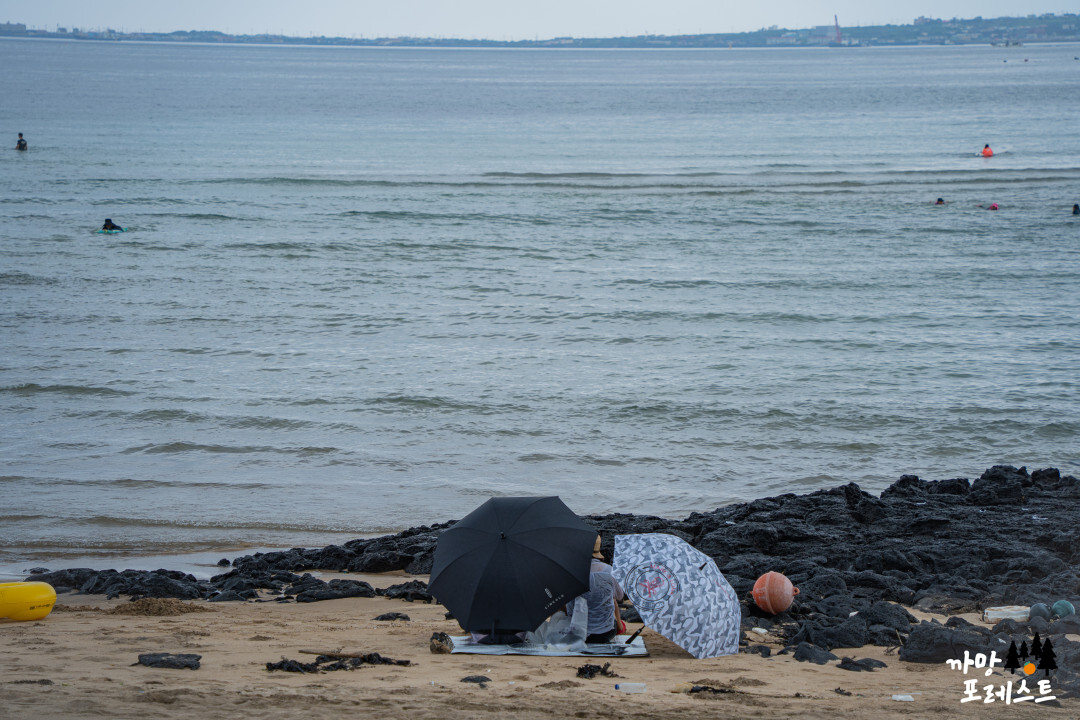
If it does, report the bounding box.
[366,394,524,415]
[0,272,59,286]
[0,383,134,397]
[122,442,338,456]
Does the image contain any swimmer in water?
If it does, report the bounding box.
[15,133,27,151]
[982,144,993,157]
[988,203,999,211]
[101,218,123,231]
[1073,204,1079,215]
[935,198,945,205]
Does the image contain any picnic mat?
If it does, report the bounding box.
[449,635,648,657]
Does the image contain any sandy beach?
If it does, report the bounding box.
[2,570,1074,720]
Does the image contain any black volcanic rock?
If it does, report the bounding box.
[837,657,887,671]
[295,578,376,603]
[898,620,996,663]
[378,580,433,603]
[136,653,201,670]
[791,642,838,664]
[26,568,99,593]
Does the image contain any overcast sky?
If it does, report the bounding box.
[9,1,1074,40]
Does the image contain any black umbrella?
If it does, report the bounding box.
[428,496,595,634]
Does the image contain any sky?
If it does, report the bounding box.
[5,1,1074,41]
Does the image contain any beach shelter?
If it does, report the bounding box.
[428,496,595,634]
[613,533,741,659]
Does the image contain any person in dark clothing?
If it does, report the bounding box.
[101,219,124,231]
[15,133,27,151]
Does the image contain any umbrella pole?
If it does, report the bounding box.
[624,626,644,645]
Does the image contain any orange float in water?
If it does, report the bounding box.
[751,572,799,614]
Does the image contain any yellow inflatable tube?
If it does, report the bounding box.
[0,581,57,621]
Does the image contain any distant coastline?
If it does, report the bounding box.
[3,13,1080,49]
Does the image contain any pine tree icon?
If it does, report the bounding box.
[1019,640,1030,662]
[1004,641,1021,674]
[1037,638,1057,677]
[1031,633,1043,659]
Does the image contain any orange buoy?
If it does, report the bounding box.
[751,571,799,614]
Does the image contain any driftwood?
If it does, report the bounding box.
[299,649,369,658]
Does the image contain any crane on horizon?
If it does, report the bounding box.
[834,15,843,44]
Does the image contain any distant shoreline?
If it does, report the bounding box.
[3,13,1080,50]
[5,35,1080,53]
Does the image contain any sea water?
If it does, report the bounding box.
[1,39,1079,577]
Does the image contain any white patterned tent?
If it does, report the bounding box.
[613,533,741,659]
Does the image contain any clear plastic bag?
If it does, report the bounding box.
[526,596,588,650]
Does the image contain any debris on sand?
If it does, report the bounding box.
[429,632,453,654]
[461,675,491,688]
[576,662,618,679]
[135,653,201,670]
[266,652,410,673]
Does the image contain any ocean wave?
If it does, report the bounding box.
[0,272,59,286]
[126,409,210,423]
[484,171,717,179]
[366,394,525,414]
[0,383,134,397]
[198,176,404,187]
[148,212,249,221]
[338,210,555,225]
[56,477,274,491]
[5,515,364,534]
[221,241,310,251]
[122,442,339,456]
[89,196,190,206]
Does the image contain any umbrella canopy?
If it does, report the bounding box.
[428,496,595,633]
[613,533,741,659]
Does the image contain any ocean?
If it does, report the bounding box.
[2,38,1078,578]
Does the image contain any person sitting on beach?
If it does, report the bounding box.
[101,218,123,231]
[1073,204,1079,215]
[982,144,993,157]
[567,536,625,644]
[15,133,27,151]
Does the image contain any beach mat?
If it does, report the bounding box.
[449,635,647,657]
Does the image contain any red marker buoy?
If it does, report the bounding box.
[751,572,799,614]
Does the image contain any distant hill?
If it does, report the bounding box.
[4,14,1080,48]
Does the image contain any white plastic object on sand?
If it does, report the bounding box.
[891,695,915,702]
[616,683,646,693]
[982,606,1030,623]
